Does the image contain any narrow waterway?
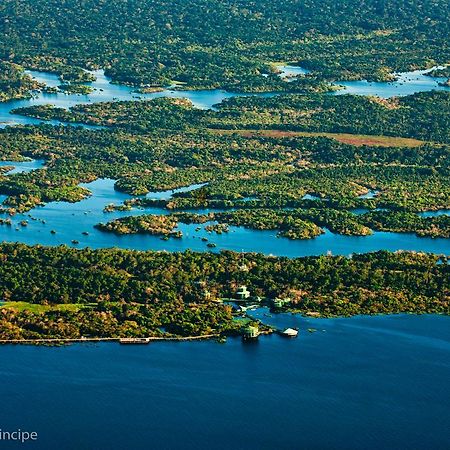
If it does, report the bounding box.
[0,65,449,450]
[1,65,449,128]
[0,164,448,256]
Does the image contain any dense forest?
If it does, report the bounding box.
[0,0,449,89]
[0,61,43,101]
[14,91,450,142]
[0,0,449,344]
[0,245,448,340]
[4,91,449,217]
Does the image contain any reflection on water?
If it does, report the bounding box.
[0,165,448,256]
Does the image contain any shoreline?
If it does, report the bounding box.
[2,312,449,346]
[0,334,219,345]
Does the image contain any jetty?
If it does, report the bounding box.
[119,338,151,344]
[0,334,219,345]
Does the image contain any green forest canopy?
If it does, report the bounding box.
[0,0,449,87]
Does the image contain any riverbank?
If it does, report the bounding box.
[0,174,447,257]
[2,65,450,129]
[0,245,448,343]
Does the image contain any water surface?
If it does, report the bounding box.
[0,314,448,450]
[334,67,450,98]
[1,66,449,128]
[0,174,448,256]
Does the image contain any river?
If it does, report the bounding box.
[0,65,449,450]
[1,65,449,128]
[0,313,448,450]
[0,172,448,256]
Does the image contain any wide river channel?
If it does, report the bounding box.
[0,313,449,449]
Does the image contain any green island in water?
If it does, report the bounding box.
[0,0,449,344]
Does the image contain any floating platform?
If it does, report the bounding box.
[279,328,298,338]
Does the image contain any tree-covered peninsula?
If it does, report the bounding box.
[0,61,43,101]
[0,245,448,341]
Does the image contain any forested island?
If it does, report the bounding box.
[0,245,448,341]
[3,91,448,221]
[96,210,450,240]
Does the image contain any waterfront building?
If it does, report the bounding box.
[273,297,291,308]
[243,325,259,340]
[235,285,251,301]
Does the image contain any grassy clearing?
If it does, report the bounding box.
[213,129,425,147]
[0,302,87,313]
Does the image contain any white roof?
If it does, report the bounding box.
[283,328,298,336]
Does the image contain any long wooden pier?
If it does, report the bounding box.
[0,334,219,345]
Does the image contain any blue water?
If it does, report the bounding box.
[358,189,380,199]
[0,168,448,256]
[419,210,450,217]
[277,64,311,80]
[1,65,450,128]
[334,67,450,98]
[0,67,449,449]
[0,70,276,127]
[0,158,46,174]
[0,314,448,450]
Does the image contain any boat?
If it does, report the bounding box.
[119,338,150,345]
[280,328,298,338]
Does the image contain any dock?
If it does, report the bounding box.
[0,334,219,345]
[119,338,151,344]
